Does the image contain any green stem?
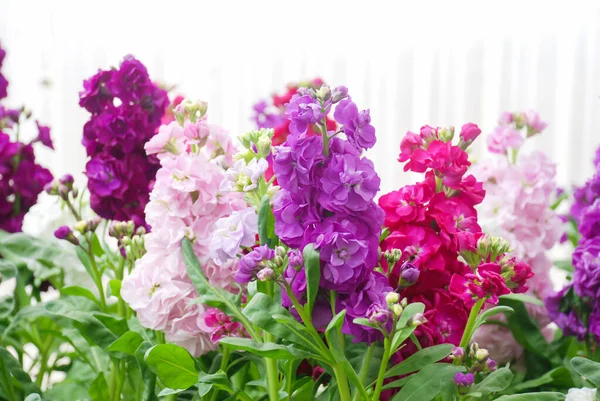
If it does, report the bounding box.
[88,250,107,310]
[372,337,392,401]
[156,331,166,345]
[210,347,231,401]
[352,344,375,401]
[320,119,330,157]
[286,361,294,400]
[113,361,125,401]
[458,298,485,350]
[115,258,127,319]
[165,394,177,401]
[34,336,52,388]
[332,364,352,401]
[264,281,280,401]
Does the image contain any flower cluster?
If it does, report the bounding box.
[380,123,533,357]
[121,102,246,356]
[79,55,169,228]
[269,84,389,343]
[0,45,54,232]
[470,111,561,363]
[547,144,600,345]
[450,343,497,390]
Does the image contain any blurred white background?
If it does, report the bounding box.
[0,0,599,194]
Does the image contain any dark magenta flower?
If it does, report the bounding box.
[35,121,54,149]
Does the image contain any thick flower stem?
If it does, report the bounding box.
[352,344,375,401]
[458,298,485,350]
[372,337,392,401]
[263,282,281,401]
[210,348,231,401]
[333,364,352,401]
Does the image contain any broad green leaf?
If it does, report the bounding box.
[397,302,426,328]
[144,344,198,390]
[127,317,155,344]
[472,367,513,395]
[499,293,544,307]
[571,357,600,387]
[494,393,565,401]
[0,295,14,319]
[499,297,558,364]
[107,331,144,356]
[0,347,41,397]
[507,367,572,393]
[61,328,106,372]
[391,363,458,401]
[385,344,454,378]
[473,306,514,331]
[325,310,347,363]
[44,300,117,348]
[219,337,311,359]
[243,293,315,351]
[258,194,278,248]
[93,313,128,336]
[0,259,17,279]
[135,341,158,401]
[0,232,63,284]
[89,372,110,401]
[61,286,100,306]
[302,244,320,316]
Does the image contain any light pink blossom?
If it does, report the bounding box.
[211,207,258,265]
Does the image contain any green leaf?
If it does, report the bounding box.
[258,194,278,248]
[494,393,565,401]
[571,357,600,387]
[0,295,14,319]
[385,344,454,378]
[181,238,244,318]
[61,286,100,306]
[107,331,144,356]
[473,306,514,331]
[0,232,63,284]
[391,363,458,401]
[144,344,198,390]
[89,372,110,401]
[499,293,544,307]
[508,367,572,393]
[397,302,426,328]
[61,328,107,372]
[553,260,574,274]
[43,300,117,349]
[219,337,311,359]
[302,243,320,316]
[0,347,41,398]
[499,296,558,364]
[472,367,513,395]
[135,341,158,401]
[243,293,316,352]
[24,394,42,401]
[352,317,384,332]
[107,279,122,298]
[325,310,347,362]
[0,259,17,279]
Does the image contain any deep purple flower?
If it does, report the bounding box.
[334,98,376,151]
[236,245,275,283]
[85,156,124,197]
[399,262,421,287]
[545,285,587,340]
[573,237,600,299]
[0,46,5,68]
[79,70,114,113]
[580,199,600,239]
[318,153,380,212]
[107,55,151,103]
[0,74,7,100]
[285,94,324,135]
[571,172,600,224]
[453,372,475,387]
[339,272,393,343]
[35,121,54,149]
[273,133,325,193]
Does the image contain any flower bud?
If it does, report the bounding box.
[71,186,79,198]
[438,126,455,143]
[331,86,349,103]
[469,342,479,357]
[453,372,475,387]
[44,181,58,195]
[400,297,408,308]
[475,348,489,362]
[54,225,79,246]
[257,267,274,282]
[73,220,87,234]
[256,135,272,158]
[368,308,390,324]
[58,184,70,200]
[136,226,147,236]
[59,174,74,189]
[275,246,287,259]
[486,358,497,372]
[272,256,284,268]
[391,304,403,317]
[408,313,427,327]
[385,292,400,305]
[398,262,420,288]
[197,101,208,118]
[384,249,402,266]
[126,221,135,236]
[450,347,465,362]
[316,85,331,102]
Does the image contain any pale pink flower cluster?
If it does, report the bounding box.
[471,111,561,363]
[122,113,248,357]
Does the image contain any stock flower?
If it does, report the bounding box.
[579,199,600,239]
[459,123,482,143]
[545,285,587,341]
[333,98,376,151]
[285,94,324,135]
[487,125,523,154]
[318,153,380,212]
[236,245,274,283]
[221,158,269,193]
[211,207,258,265]
[524,111,547,134]
[453,372,474,387]
[79,55,169,227]
[35,121,54,149]
[573,237,600,299]
[272,190,320,249]
[273,133,324,193]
